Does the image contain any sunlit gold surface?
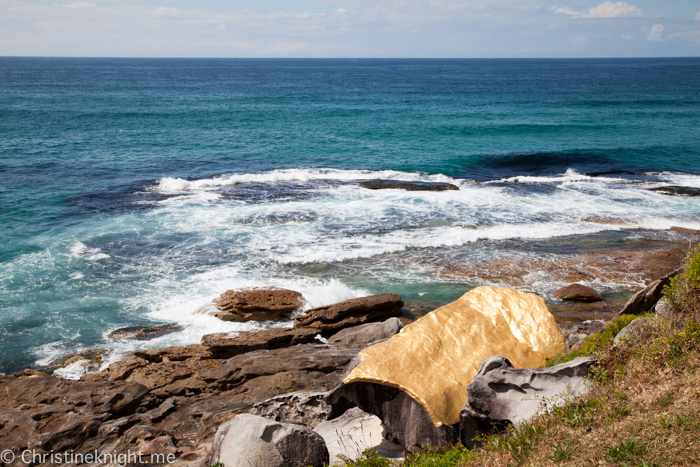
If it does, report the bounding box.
[344,286,565,427]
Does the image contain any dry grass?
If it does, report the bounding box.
[459,311,700,467]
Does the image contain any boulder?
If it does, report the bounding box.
[654,297,674,318]
[202,327,319,359]
[205,288,304,322]
[313,407,404,465]
[342,286,565,427]
[328,318,403,346]
[358,180,459,191]
[618,269,679,317]
[460,356,595,445]
[649,186,700,197]
[552,284,602,302]
[209,414,329,467]
[294,294,404,331]
[613,318,649,348]
[326,381,459,452]
[108,324,183,340]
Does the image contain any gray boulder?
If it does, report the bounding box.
[210,414,329,467]
[460,356,595,445]
[328,318,404,346]
[613,318,649,348]
[313,407,404,465]
[654,297,674,318]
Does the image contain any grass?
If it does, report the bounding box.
[342,247,700,467]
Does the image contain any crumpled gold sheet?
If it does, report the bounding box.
[343,286,565,426]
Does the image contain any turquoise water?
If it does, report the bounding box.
[1,58,699,376]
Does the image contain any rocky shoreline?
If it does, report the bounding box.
[1,230,697,467]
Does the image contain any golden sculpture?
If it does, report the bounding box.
[343,286,566,427]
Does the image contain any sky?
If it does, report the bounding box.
[0,0,699,57]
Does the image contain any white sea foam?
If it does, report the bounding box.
[10,167,700,378]
[155,168,461,193]
[70,241,110,261]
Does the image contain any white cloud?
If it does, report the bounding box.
[695,11,700,21]
[551,6,580,16]
[588,2,642,18]
[54,2,95,8]
[553,2,643,19]
[647,24,665,42]
[335,8,348,13]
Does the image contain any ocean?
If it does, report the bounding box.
[1,57,699,377]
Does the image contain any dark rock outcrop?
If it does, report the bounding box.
[359,180,459,191]
[328,318,403,346]
[649,186,700,197]
[294,294,404,331]
[209,414,329,467]
[202,327,319,359]
[109,324,184,340]
[206,288,304,322]
[618,269,680,317]
[552,284,602,302]
[326,381,459,452]
[460,356,595,446]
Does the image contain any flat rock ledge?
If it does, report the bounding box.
[201,327,319,359]
[359,180,459,191]
[294,294,404,331]
[202,287,304,322]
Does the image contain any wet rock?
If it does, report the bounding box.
[649,186,700,197]
[437,245,686,292]
[359,180,459,192]
[618,269,680,317]
[13,368,50,378]
[48,348,106,373]
[552,284,602,302]
[613,318,649,348]
[205,288,304,322]
[108,324,183,340]
[294,294,404,331]
[202,327,319,359]
[313,407,404,465]
[251,391,332,428]
[460,356,595,445]
[209,414,329,467]
[326,381,459,452]
[328,318,403,346]
[670,226,700,235]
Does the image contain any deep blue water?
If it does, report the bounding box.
[1,58,699,376]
